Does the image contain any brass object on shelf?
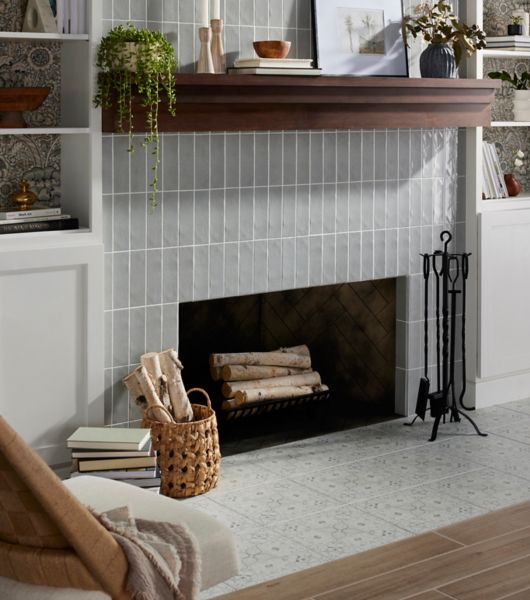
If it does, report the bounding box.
[10,180,38,210]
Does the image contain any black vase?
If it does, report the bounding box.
[419,43,457,78]
[508,24,523,35]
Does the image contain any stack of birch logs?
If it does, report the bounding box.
[210,345,329,409]
[123,349,194,424]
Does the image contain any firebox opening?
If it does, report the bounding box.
[179,280,397,454]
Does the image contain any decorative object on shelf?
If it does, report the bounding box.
[513,9,530,36]
[211,19,226,73]
[482,141,509,199]
[197,26,215,73]
[22,0,58,33]
[93,24,177,207]
[508,15,524,36]
[0,87,50,128]
[402,0,486,78]
[488,70,530,121]
[312,0,408,76]
[10,180,38,210]
[253,40,292,59]
[504,149,525,197]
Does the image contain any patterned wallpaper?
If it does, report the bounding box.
[0,0,26,32]
[484,0,530,37]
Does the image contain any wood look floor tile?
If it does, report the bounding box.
[439,555,530,600]
[313,527,530,600]
[437,501,530,545]
[214,533,459,600]
[499,587,530,599]
[406,592,452,600]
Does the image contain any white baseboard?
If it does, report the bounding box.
[467,370,530,409]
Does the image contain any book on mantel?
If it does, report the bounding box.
[229,67,322,76]
[0,217,79,234]
[0,205,62,220]
[234,57,314,69]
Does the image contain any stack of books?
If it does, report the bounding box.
[483,142,509,199]
[0,205,79,235]
[229,57,321,76]
[53,0,87,34]
[67,427,160,489]
[486,35,530,51]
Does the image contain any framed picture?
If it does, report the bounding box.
[312,0,408,77]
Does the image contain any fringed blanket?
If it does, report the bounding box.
[95,506,201,600]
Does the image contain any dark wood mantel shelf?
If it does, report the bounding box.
[101,74,500,133]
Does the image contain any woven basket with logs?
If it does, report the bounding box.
[210,345,330,418]
[123,350,220,498]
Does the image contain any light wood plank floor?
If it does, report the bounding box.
[216,500,530,600]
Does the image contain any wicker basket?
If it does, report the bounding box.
[143,388,221,499]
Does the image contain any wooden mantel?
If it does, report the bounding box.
[101,74,500,133]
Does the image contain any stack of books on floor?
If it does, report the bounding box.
[0,205,79,235]
[482,141,508,199]
[67,426,160,489]
[229,57,321,76]
[486,35,530,51]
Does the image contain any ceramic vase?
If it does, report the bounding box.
[419,43,457,78]
[504,173,522,197]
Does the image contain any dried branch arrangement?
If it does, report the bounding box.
[210,345,329,409]
[123,349,194,424]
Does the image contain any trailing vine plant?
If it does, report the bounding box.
[94,24,178,207]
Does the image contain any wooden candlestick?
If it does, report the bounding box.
[211,19,226,74]
[197,26,214,74]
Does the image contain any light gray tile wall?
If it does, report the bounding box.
[102,2,464,424]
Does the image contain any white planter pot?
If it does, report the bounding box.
[514,90,530,102]
[513,90,530,121]
[112,42,161,72]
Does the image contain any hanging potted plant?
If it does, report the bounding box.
[402,1,486,78]
[488,70,530,121]
[94,24,178,207]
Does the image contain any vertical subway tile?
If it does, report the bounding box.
[385,229,398,278]
[178,134,195,191]
[225,187,240,242]
[112,310,129,368]
[398,230,410,275]
[324,132,337,183]
[309,235,323,286]
[269,133,283,187]
[113,195,130,252]
[410,130,422,178]
[113,136,129,193]
[209,244,225,299]
[193,245,209,300]
[146,249,162,305]
[336,232,348,282]
[398,180,410,229]
[295,236,309,288]
[103,196,113,250]
[255,134,269,187]
[310,131,323,184]
[210,134,225,190]
[194,190,210,245]
[323,235,336,285]
[398,130,411,180]
[162,247,179,303]
[163,191,179,247]
[410,179,422,227]
[130,137,147,192]
[374,229,386,280]
[224,242,239,298]
[129,250,146,307]
[254,187,268,239]
[336,183,349,234]
[268,186,282,238]
[238,187,253,242]
[374,181,386,230]
[112,367,130,425]
[282,237,296,290]
[162,303,179,351]
[282,186,296,238]
[238,241,253,296]
[146,305,162,353]
[113,252,130,310]
[361,231,374,281]
[323,183,336,235]
[361,181,374,231]
[296,184,310,236]
[130,195,147,250]
[348,232,361,282]
[349,182,362,232]
[310,184,324,234]
[350,131,362,182]
[194,134,210,190]
[146,196,163,249]
[102,136,113,194]
[283,132,296,186]
[296,132,310,184]
[105,253,113,311]
[129,307,146,364]
[337,131,349,183]
[241,133,255,187]
[386,130,399,180]
[210,189,225,244]
[386,181,398,230]
[374,131,386,179]
[268,238,282,291]
[362,130,375,182]
[253,240,268,293]
[178,246,194,302]
[178,191,194,246]
[226,134,240,188]
[104,311,113,369]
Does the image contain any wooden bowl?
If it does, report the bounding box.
[253,40,291,59]
[0,87,50,128]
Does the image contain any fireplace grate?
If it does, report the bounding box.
[218,389,332,422]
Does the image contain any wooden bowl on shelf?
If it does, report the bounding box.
[0,87,50,128]
[253,40,291,59]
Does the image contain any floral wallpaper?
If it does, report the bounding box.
[0,0,26,32]
[484,0,530,37]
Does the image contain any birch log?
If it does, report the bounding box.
[210,351,311,369]
[141,353,171,410]
[159,349,194,423]
[136,366,174,423]
[122,371,148,412]
[222,371,322,398]
[278,345,310,356]
[221,364,310,382]
[234,384,329,406]
[210,365,223,381]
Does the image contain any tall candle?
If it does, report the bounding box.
[213,0,220,20]
[199,0,208,27]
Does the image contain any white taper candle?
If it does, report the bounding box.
[199,0,208,27]
[213,0,220,20]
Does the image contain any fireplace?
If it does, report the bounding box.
[178,280,396,450]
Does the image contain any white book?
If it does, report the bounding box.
[1,214,70,225]
[71,448,152,458]
[70,468,157,479]
[234,58,314,68]
[482,144,496,198]
[63,0,69,33]
[77,0,86,34]
[489,142,509,198]
[229,67,322,76]
[485,143,502,198]
[69,0,78,34]
[78,456,156,472]
[482,146,492,198]
[66,426,151,450]
[0,206,61,220]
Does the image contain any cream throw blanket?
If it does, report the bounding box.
[95,506,201,600]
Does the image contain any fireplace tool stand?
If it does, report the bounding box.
[406,231,487,442]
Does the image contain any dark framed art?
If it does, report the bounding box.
[311,0,408,76]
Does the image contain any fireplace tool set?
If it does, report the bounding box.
[406,231,487,442]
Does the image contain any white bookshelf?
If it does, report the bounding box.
[482,48,530,58]
[0,1,105,464]
[490,121,530,127]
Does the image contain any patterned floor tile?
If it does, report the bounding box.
[180,495,259,534]
[200,582,236,599]
[497,397,530,416]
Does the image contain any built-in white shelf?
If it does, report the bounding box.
[0,32,88,41]
[480,195,530,211]
[482,49,530,58]
[490,121,530,127]
[0,127,90,135]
